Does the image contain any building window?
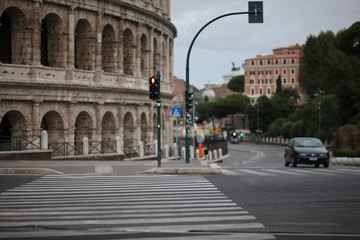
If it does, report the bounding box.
[291,69,295,74]
[259,88,263,94]
[258,79,264,84]
[283,78,286,84]
[275,59,278,64]
[291,59,295,64]
[250,71,255,75]
[251,60,254,65]
[275,69,278,75]
[266,79,271,84]
[291,78,295,84]
[283,59,286,64]
[250,79,254,84]
[267,88,271,94]
[260,60,263,65]
[258,70,263,75]
[251,88,255,95]
[266,70,271,75]
[283,69,287,75]
[267,59,271,65]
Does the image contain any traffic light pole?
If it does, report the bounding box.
[156,70,161,167]
[185,3,263,163]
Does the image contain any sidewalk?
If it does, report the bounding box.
[0,156,228,176]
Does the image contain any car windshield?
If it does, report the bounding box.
[294,138,324,148]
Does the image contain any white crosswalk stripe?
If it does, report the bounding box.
[230,167,360,177]
[0,175,275,240]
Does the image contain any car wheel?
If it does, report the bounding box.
[284,158,290,167]
[324,160,329,168]
[315,163,320,168]
[291,156,297,167]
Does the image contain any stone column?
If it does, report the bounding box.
[66,7,75,81]
[31,0,41,66]
[118,105,124,146]
[135,24,142,86]
[117,19,124,84]
[95,104,102,141]
[149,28,154,75]
[94,12,103,83]
[67,102,75,142]
[32,101,40,135]
[135,106,141,144]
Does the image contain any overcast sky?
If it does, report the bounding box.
[170,0,360,89]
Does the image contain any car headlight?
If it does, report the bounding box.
[320,153,327,156]
[299,153,307,156]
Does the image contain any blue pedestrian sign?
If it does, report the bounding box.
[171,107,182,118]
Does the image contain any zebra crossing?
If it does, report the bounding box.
[222,166,360,177]
[0,175,275,240]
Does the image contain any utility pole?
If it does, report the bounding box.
[185,2,263,163]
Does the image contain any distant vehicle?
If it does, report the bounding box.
[230,138,239,144]
[284,137,330,168]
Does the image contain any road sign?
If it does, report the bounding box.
[171,107,182,118]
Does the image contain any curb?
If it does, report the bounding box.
[0,168,64,175]
[331,157,360,166]
[140,167,222,175]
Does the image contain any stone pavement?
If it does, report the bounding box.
[0,156,229,176]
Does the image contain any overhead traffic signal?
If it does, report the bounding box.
[149,76,158,100]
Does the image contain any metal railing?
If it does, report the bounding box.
[48,142,83,157]
[144,144,156,156]
[121,146,139,158]
[89,141,116,154]
[0,136,41,151]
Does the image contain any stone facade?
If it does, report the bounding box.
[0,0,176,151]
[243,44,306,104]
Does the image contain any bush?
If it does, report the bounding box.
[333,149,360,157]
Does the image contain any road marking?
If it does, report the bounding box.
[0,175,271,240]
[236,169,276,176]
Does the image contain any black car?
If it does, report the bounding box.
[284,137,330,168]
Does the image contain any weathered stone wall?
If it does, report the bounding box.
[0,0,176,151]
[332,125,360,150]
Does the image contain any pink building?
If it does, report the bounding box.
[243,44,306,104]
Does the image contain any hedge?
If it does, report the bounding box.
[333,149,360,158]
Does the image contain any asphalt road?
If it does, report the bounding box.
[0,142,359,240]
[207,142,360,240]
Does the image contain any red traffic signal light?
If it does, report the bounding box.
[149,76,157,85]
[149,76,158,100]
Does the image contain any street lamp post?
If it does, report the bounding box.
[185,2,263,163]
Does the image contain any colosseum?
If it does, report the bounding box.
[0,0,177,158]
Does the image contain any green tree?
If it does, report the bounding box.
[227,75,245,93]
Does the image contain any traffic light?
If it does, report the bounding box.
[186,89,194,109]
[240,132,244,137]
[149,76,158,100]
[232,132,237,138]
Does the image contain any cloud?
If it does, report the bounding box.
[171,0,360,89]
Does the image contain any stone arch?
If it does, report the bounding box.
[123,28,135,75]
[101,24,117,73]
[140,33,149,77]
[102,111,116,141]
[153,37,159,74]
[0,110,28,151]
[75,19,95,71]
[40,111,65,143]
[41,13,66,68]
[140,112,148,144]
[74,111,93,142]
[0,7,30,64]
[123,112,135,147]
